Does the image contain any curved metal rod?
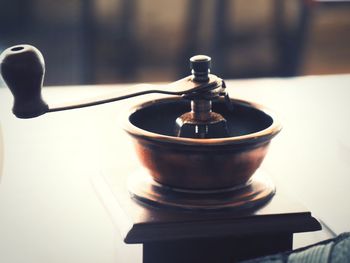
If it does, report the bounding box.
[48,76,223,113]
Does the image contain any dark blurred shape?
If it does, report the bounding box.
[182,0,350,78]
[0,0,349,85]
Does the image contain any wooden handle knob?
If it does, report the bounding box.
[0,45,48,118]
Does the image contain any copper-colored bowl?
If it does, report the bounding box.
[123,97,281,190]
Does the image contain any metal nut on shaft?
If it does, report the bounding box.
[190,55,211,82]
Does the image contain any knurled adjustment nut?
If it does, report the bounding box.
[190,55,211,74]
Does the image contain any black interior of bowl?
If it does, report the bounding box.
[129,98,273,137]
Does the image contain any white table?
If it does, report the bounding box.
[0,74,349,263]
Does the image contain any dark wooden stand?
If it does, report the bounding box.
[143,233,293,263]
[93,174,321,263]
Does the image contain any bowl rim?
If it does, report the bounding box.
[121,96,282,146]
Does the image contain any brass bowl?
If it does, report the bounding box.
[123,97,281,190]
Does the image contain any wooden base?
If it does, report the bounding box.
[92,170,321,263]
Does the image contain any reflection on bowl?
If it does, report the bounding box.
[123,97,281,190]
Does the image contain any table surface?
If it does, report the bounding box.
[0,74,349,263]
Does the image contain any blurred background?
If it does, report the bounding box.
[0,0,349,85]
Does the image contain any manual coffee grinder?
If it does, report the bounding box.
[0,45,321,263]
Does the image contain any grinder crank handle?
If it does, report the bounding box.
[0,45,224,119]
[0,45,48,118]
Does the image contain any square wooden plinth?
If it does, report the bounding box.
[93,174,321,263]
